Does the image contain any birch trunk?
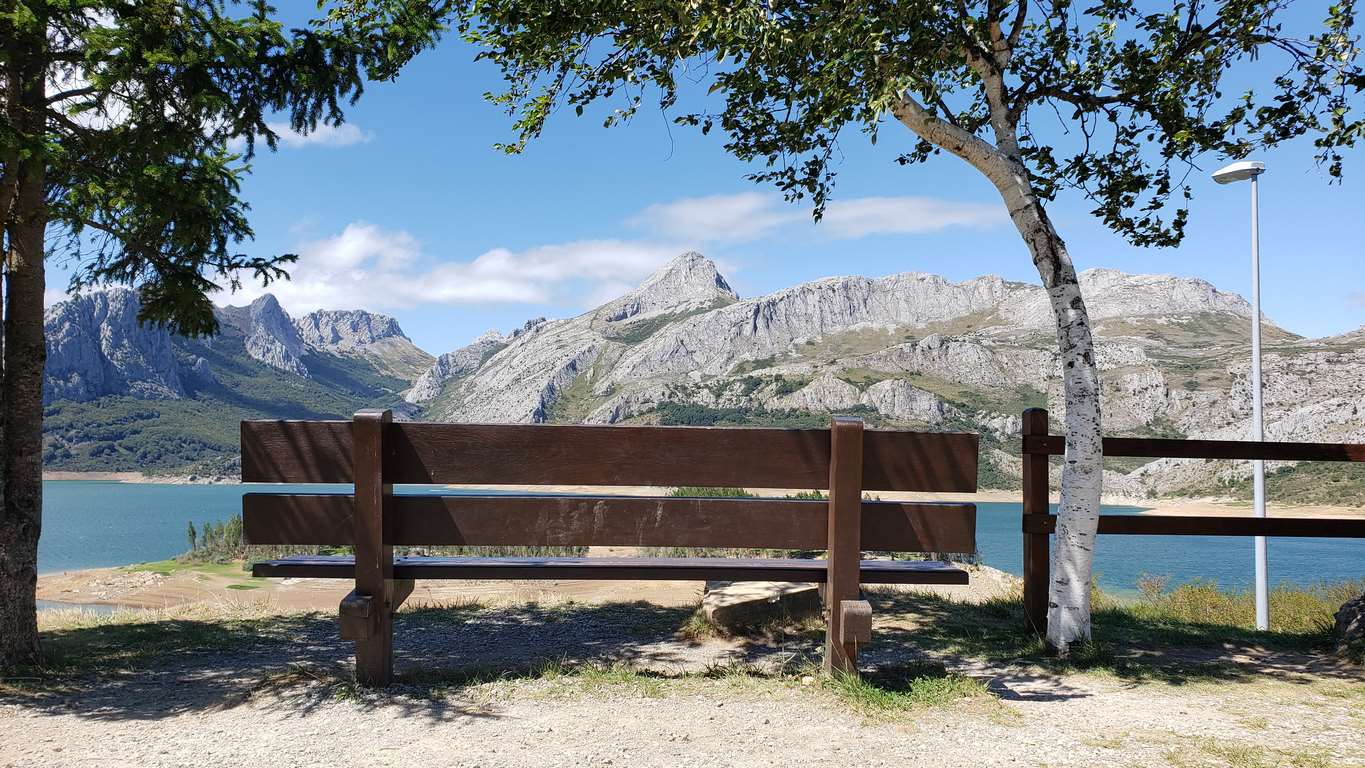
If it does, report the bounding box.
[892,92,1104,651]
[997,187,1103,650]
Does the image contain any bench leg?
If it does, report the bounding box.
[352,409,396,687]
[824,416,865,676]
[340,579,412,687]
[354,583,395,687]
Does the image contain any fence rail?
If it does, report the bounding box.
[1019,407,1365,633]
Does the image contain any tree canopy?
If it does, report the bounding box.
[459,0,1361,245]
[437,0,1364,648]
[0,0,449,667]
[4,0,449,335]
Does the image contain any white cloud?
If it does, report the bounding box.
[227,122,373,153]
[630,192,1003,243]
[266,121,373,148]
[629,192,794,243]
[215,223,680,314]
[819,196,1004,238]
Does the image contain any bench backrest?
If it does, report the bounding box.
[241,412,979,555]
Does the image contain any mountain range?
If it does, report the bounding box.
[40,253,1365,502]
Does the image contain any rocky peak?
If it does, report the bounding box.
[405,329,509,404]
[221,294,310,377]
[44,287,185,402]
[597,251,739,322]
[511,317,549,339]
[295,309,408,355]
[1081,268,1252,317]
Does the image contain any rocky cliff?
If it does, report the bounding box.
[41,290,432,472]
[295,309,433,380]
[46,290,434,399]
[214,295,311,377]
[44,288,185,402]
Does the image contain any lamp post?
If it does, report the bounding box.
[1212,159,1269,631]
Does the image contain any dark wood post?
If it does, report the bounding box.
[1021,408,1050,635]
[350,409,395,686]
[824,416,866,675]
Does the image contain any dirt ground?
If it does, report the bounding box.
[8,568,1363,768]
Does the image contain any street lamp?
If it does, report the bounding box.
[1212,159,1269,631]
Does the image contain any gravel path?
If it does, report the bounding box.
[3,585,1362,768]
[3,664,1361,768]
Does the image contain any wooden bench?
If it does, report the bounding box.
[242,410,979,686]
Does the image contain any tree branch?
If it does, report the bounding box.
[45,86,96,105]
[891,93,1015,188]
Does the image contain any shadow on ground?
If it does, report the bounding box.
[1,593,1358,723]
[866,590,1363,697]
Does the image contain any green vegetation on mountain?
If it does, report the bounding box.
[42,332,406,474]
[649,402,884,430]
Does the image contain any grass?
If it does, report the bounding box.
[1163,737,1336,768]
[866,577,1360,681]
[1131,576,1363,636]
[1,601,302,695]
[821,662,991,716]
[125,558,248,578]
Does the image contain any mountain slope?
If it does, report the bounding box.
[411,253,1362,500]
[295,309,433,380]
[41,291,430,475]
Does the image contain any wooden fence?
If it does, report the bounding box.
[1020,407,1365,632]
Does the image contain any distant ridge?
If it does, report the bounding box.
[38,254,1365,504]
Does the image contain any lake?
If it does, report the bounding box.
[39,481,1365,593]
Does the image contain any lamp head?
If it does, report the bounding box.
[1212,160,1266,184]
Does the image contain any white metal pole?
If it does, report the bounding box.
[1249,174,1270,631]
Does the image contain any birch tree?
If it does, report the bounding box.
[0,0,445,667]
[419,0,1364,650]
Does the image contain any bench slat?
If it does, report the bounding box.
[250,555,970,584]
[243,494,977,553]
[241,421,979,492]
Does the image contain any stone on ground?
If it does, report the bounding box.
[702,581,821,631]
[1334,591,1365,660]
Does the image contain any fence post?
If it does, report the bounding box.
[350,409,396,686]
[1021,408,1050,635]
[824,416,866,676]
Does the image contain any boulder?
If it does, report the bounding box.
[701,581,821,631]
[1335,591,1365,661]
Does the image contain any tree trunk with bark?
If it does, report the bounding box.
[0,16,47,667]
[893,67,1105,651]
[1000,191,1103,649]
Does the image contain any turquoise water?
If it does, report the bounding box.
[39,482,1365,591]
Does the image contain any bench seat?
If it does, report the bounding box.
[252,555,969,584]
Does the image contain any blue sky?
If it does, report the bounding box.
[56,11,1365,355]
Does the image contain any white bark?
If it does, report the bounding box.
[893,91,1103,651]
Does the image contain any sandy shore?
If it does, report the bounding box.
[42,470,234,484]
[37,474,1365,516]
[38,550,1018,613]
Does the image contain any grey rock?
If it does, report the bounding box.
[860,379,954,424]
[219,295,310,377]
[43,288,185,402]
[294,309,406,354]
[595,250,738,323]
[702,581,822,631]
[770,373,861,412]
[190,356,215,384]
[1335,591,1365,660]
[294,309,432,382]
[405,330,507,404]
